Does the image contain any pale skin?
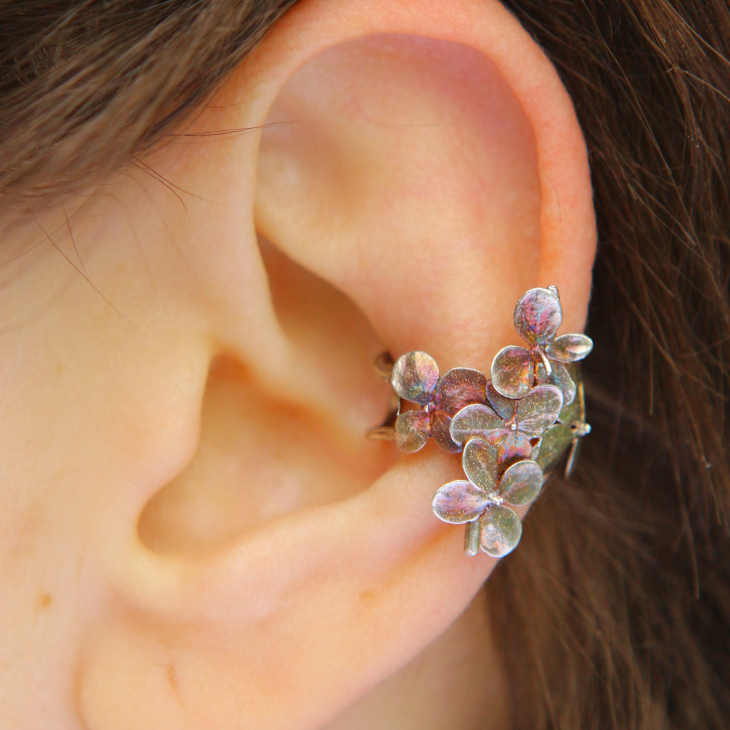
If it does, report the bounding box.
[0,0,597,728]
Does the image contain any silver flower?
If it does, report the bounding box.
[389,351,487,453]
[432,440,544,557]
[449,382,564,465]
[490,286,592,404]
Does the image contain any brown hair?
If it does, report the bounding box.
[2,1,729,727]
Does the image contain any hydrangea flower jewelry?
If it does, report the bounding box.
[368,286,592,558]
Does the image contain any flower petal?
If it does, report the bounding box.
[462,439,499,493]
[516,384,564,436]
[536,360,576,406]
[433,368,487,415]
[533,423,574,473]
[449,403,504,446]
[391,351,439,405]
[432,480,490,524]
[498,460,544,506]
[394,410,431,453]
[431,409,461,453]
[546,333,593,362]
[514,288,562,346]
[479,504,522,557]
[485,380,516,421]
[495,432,534,466]
[491,346,534,399]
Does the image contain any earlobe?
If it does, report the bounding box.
[79,1,596,729]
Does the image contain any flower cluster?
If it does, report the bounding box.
[388,351,488,453]
[383,286,592,558]
[491,286,593,404]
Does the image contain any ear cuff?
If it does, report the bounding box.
[368,286,592,558]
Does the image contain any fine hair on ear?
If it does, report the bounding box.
[2,1,730,728]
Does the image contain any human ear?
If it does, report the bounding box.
[73,1,596,728]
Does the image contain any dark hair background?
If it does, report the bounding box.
[2,1,729,728]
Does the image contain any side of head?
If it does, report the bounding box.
[0,1,729,729]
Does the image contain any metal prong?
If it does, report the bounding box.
[464,520,480,556]
[536,347,553,377]
[547,285,560,300]
[366,392,400,441]
[565,439,579,478]
[366,426,396,441]
[373,351,395,382]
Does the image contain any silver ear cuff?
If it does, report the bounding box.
[368,286,592,558]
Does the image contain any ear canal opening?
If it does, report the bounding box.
[137,241,396,557]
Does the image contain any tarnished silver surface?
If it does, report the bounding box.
[394,410,431,453]
[431,410,461,453]
[499,460,544,506]
[547,333,593,363]
[432,480,490,524]
[491,286,592,402]
[449,404,503,446]
[464,520,480,556]
[533,423,574,473]
[485,381,515,421]
[514,288,563,346]
[491,346,534,399]
[535,359,576,406]
[433,368,487,415]
[515,385,563,436]
[559,364,587,427]
[371,284,592,559]
[462,439,499,495]
[480,505,523,558]
[391,351,440,405]
[451,383,562,468]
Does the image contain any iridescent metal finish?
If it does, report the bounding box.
[479,505,522,558]
[491,287,593,404]
[382,358,488,454]
[547,334,594,362]
[433,368,487,414]
[432,439,544,554]
[369,285,592,558]
[449,384,563,466]
[533,364,591,476]
[449,404,503,446]
[533,423,573,473]
[462,439,499,496]
[513,385,564,436]
[394,410,431,453]
[514,287,563,346]
[391,351,440,405]
[430,410,461,453]
[433,480,489,524]
[535,360,576,406]
[498,460,544,506]
[491,346,533,399]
